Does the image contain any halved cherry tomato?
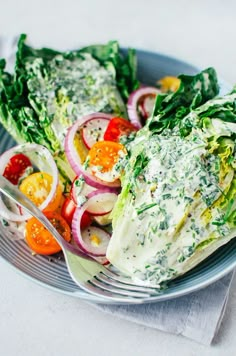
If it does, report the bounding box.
[88,141,126,173]
[19,172,62,211]
[25,211,71,255]
[81,211,93,230]
[61,197,92,228]
[104,117,138,142]
[61,197,76,225]
[3,153,32,185]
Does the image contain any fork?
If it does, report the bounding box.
[0,175,161,303]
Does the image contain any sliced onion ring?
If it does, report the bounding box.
[70,175,96,205]
[80,226,111,256]
[127,87,160,128]
[72,190,117,256]
[64,113,121,189]
[0,143,59,222]
[82,116,110,149]
[87,189,118,216]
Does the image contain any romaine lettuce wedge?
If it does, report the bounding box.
[107,70,236,286]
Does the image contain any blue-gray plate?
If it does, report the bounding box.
[0,49,236,304]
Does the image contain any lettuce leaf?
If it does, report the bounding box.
[149,67,219,136]
[78,41,139,101]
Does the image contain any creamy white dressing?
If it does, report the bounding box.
[107,126,235,286]
[26,53,126,152]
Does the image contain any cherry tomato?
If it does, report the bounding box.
[81,211,93,230]
[3,153,32,185]
[61,197,76,225]
[25,211,71,255]
[61,197,92,228]
[19,172,62,211]
[88,141,126,173]
[157,76,180,93]
[104,117,138,142]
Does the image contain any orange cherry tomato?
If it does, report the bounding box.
[157,76,180,93]
[104,117,138,142]
[25,211,71,255]
[55,194,66,214]
[88,141,126,173]
[19,172,62,211]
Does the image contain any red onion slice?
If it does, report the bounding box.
[86,190,118,216]
[0,143,59,222]
[139,95,157,120]
[127,87,160,128]
[70,175,96,205]
[80,226,111,256]
[72,190,117,256]
[64,113,121,189]
[82,117,110,149]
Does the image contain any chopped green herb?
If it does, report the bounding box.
[137,203,157,215]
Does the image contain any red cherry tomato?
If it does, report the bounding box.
[61,198,76,225]
[80,211,93,230]
[61,197,92,229]
[103,117,138,142]
[3,153,32,185]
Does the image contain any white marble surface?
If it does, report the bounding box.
[1,0,236,355]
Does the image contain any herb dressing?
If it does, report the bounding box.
[107,119,236,286]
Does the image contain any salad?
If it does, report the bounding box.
[1,35,236,287]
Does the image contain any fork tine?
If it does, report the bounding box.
[74,260,159,299]
[85,279,152,299]
[70,267,147,302]
[89,277,152,298]
[96,273,160,294]
[101,267,161,289]
[83,282,147,303]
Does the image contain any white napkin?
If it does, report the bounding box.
[1,36,235,346]
[94,272,234,345]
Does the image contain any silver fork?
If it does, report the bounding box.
[0,175,161,303]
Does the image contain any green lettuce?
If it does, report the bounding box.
[107,69,236,286]
[149,67,219,136]
[0,34,139,186]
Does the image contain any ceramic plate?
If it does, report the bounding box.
[0,49,236,304]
